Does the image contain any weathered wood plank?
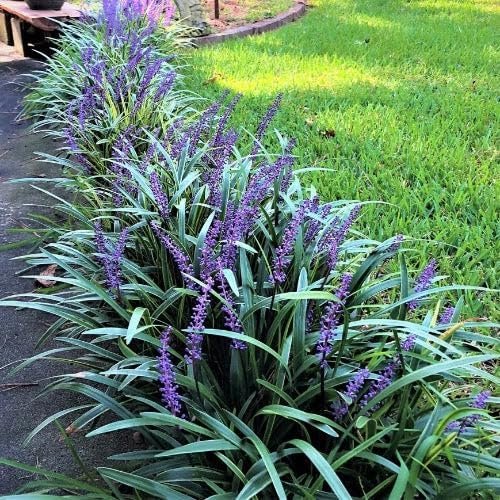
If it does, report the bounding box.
[0,10,13,45]
[10,16,26,56]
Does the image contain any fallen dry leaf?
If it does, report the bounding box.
[64,424,80,437]
[320,129,336,139]
[36,264,58,287]
[204,71,223,84]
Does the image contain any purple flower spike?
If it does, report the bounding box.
[200,220,222,280]
[401,333,417,352]
[214,93,241,145]
[158,326,183,416]
[472,390,491,410]
[305,199,334,246]
[206,129,239,207]
[408,259,438,311]
[150,221,194,285]
[154,70,176,102]
[215,265,246,350]
[93,223,129,293]
[150,171,169,219]
[251,93,283,156]
[78,85,96,128]
[316,274,352,367]
[331,400,349,421]
[93,221,107,255]
[134,56,164,112]
[360,361,399,413]
[387,234,404,253]
[447,390,491,433]
[139,139,158,174]
[439,306,455,325]
[185,278,214,364]
[346,368,371,400]
[332,367,371,422]
[270,201,311,285]
[319,205,361,273]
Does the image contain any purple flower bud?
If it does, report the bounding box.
[387,234,404,253]
[93,221,107,256]
[316,274,352,367]
[78,85,96,128]
[133,56,163,112]
[220,145,297,271]
[150,221,194,285]
[64,127,92,173]
[303,197,323,244]
[153,70,176,102]
[205,129,239,207]
[158,326,183,416]
[401,333,416,351]
[447,390,491,433]
[408,259,438,311]
[251,93,283,156]
[270,200,311,285]
[319,205,361,273]
[213,93,241,146]
[346,368,371,400]
[439,306,455,325]
[171,101,221,160]
[200,220,222,280]
[150,171,169,219]
[165,118,184,149]
[139,136,158,174]
[185,278,213,363]
[93,223,129,293]
[472,390,491,410]
[82,46,94,67]
[332,367,371,421]
[360,360,399,413]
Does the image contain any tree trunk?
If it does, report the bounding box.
[173,0,210,34]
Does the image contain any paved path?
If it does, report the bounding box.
[0,44,129,493]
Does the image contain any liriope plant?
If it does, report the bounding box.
[1,0,498,498]
[23,0,196,172]
[2,112,499,498]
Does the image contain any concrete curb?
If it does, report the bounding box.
[193,1,307,47]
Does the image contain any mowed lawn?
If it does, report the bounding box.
[184,0,499,314]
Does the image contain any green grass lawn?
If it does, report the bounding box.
[184,0,499,315]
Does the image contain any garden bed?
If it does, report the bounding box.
[202,0,295,31]
[0,0,498,498]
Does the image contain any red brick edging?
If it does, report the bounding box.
[193,1,307,46]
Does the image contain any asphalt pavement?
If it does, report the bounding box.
[0,45,130,494]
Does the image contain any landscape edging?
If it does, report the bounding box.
[192,1,306,46]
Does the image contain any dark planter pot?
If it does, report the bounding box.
[25,0,65,10]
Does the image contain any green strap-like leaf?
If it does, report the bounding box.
[289,439,352,500]
[155,439,238,457]
[97,468,193,500]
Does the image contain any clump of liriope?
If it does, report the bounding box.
[3,93,499,498]
[23,0,194,172]
[1,1,498,498]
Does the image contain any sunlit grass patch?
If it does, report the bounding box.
[185,0,499,315]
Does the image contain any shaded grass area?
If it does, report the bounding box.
[185,0,499,315]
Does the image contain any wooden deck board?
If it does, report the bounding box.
[0,1,80,54]
[0,1,80,21]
